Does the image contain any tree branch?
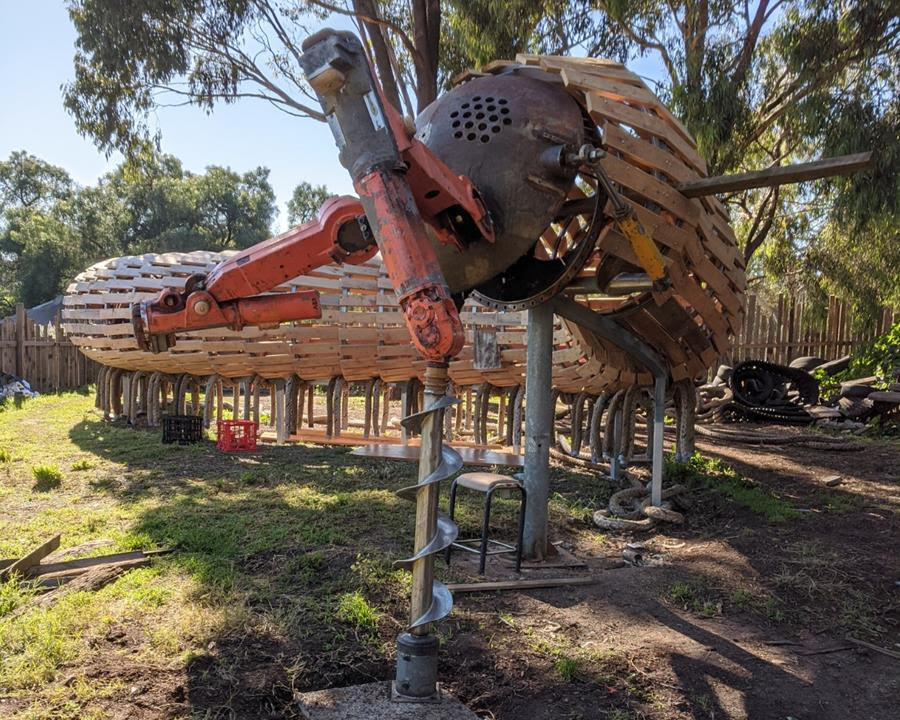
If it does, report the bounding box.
[743,184,780,263]
[729,0,768,86]
[306,0,424,69]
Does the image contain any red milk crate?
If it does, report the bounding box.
[217,420,258,452]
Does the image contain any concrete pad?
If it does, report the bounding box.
[297,682,478,719]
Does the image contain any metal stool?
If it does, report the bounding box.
[445,472,527,574]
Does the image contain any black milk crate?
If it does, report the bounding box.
[161,414,203,444]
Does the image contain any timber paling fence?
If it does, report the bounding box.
[1,304,99,393]
[724,294,895,367]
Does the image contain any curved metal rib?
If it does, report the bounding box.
[393,513,459,570]
[395,445,463,501]
[400,395,459,433]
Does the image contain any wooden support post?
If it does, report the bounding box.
[676,152,871,197]
[274,380,287,445]
[15,304,26,380]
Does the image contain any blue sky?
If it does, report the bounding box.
[0,2,666,234]
[0,1,356,231]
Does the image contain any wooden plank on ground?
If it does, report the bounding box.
[447,576,598,593]
[27,548,170,577]
[0,534,61,580]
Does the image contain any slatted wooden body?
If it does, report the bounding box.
[63,252,536,385]
[506,54,745,390]
[64,55,745,391]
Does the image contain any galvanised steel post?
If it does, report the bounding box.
[523,302,554,559]
[651,375,666,507]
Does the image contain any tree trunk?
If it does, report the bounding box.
[353,0,403,113]
[411,0,441,111]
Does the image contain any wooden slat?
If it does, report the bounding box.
[0,535,61,580]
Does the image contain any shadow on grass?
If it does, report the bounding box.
[66,418,426,715]
[67,414,567,717]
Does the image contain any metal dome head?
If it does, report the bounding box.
[415,68,591,294]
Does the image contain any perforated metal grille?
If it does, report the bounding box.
[449,95,512,143]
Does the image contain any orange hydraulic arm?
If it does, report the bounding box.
[134,28,493,362]
[132,196,376,354]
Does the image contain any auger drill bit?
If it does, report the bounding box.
[299,30,465,703]
[390,363,461,701]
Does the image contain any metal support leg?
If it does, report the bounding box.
[610,404,623,485]
[479,490,495,574]
[515,486,527,573]
[651,375,666,507]
[445,480,459,566]
[523,302,553,560]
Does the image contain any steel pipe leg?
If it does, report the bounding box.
[523,302,553,560]
[479,490,495,575]
[445,480,459,566]
[515,486,527,573]
[651,375,666,507]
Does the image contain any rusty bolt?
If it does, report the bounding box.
[193,299,210,316]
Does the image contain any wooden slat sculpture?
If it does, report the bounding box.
[63,55,744,460]
[64,251,535,386]
[510,54,744,390]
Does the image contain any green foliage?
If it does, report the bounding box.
[819,322,900,392]
[0,448,11,463]
[666,581,721,618]
[553,654,581,683]
[728,589,784,622]
[31,464,63,491]
[0,151,72,213]
[287,181,331,226]
[71,459,93,471]
[814,321,900,399]
[442,1,558,79]
[0,577,37,618]
[666,452,799,522]
[0,152,77,313]
[334,591,380,635]
[65,0,327,155]
[0,149,277,310]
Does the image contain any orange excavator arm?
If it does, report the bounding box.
[132,196,375,353]
[134,29,493,363]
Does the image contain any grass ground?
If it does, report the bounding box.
[0,391,897,719]
[0,390,596,718]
